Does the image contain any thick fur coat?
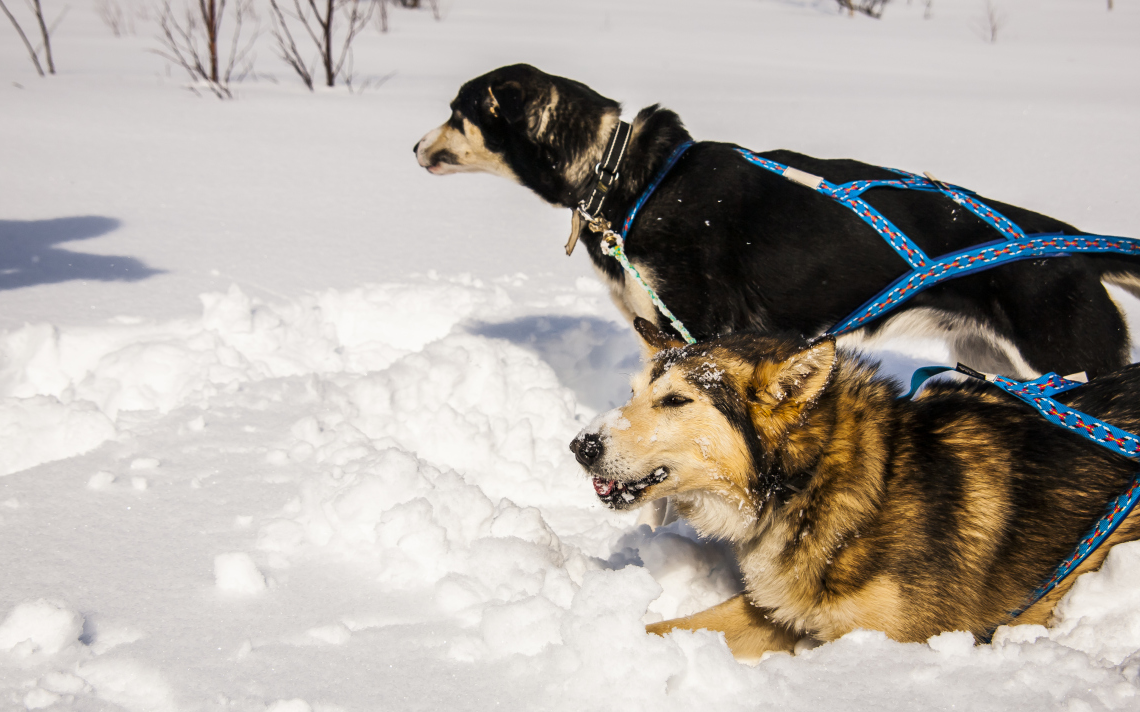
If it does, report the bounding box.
[569,319,1140,660]
[416,64,1140,379]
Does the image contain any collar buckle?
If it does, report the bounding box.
[567,120,632,256]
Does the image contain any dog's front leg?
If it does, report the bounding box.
[646,594,798,660]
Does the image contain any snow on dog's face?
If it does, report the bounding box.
[570,344,751,513]
[570,319,837,539]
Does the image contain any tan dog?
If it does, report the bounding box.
[570,318,1140,660]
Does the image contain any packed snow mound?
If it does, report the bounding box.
[75,658,179,712]
[215,553,269,596]
[1049,542,1140,666]
[0,279,535,473]
[0,396,116,476]
[1,277,1139,710]
[0,280,508,409]
[0,600,83,657]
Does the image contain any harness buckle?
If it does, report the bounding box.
[586,214,613,235]
[594,163,619,193]
[594,162,619,180]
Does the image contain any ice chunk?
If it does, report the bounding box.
[214,553,267,595]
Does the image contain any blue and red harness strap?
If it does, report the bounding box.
[731,149,1140,337]
[903,364,1140,639]
[828,233,1140,335]
[618,144,1140,340]
[620,143,1140,339]
[620,140,695,238]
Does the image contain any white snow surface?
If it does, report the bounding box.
[2,0,1140,709]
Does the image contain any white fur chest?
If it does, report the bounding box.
[734,513,830,633]
[590,258,662,327]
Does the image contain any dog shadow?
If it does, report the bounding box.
[466,315,642,412]
[0,216,163,291]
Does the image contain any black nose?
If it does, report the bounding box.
[412,140,419,155]
[570,433,603,467]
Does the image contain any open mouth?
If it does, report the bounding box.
[425,151,460,173]
[592,467,669,508]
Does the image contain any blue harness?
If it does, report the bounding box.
[620,142,1140,339]
[616,143,1140,639]
[905,364,1140,640]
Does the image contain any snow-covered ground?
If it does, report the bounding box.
[2,0,1140,709]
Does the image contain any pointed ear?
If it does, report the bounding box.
[485,86,501,118]
[488,80,526,124]
[754,337,837,408]
[634,317,684,354]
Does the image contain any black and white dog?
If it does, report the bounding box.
[414,63,1140,379]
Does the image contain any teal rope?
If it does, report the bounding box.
[601,234,696,344]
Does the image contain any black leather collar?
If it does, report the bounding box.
[580,119,632,218]
[565,119,631,256]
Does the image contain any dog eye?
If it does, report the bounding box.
[660,394,692,408]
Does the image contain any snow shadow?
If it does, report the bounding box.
[467,315,642,412]
[0,216,163,290]
[469,314,957,410]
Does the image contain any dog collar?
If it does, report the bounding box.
[565,119,632,256]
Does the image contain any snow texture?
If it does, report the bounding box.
[1,0,1139,710]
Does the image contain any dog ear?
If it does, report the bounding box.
[754,337,837,409]
[485,86,501,118]
[634,317,685,354]
[488,80,527,125]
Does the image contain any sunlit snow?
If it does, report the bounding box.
[2,0,1140,710]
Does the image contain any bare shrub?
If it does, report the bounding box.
[375,0,441,34]
[0,0,44,75]
[267,0,374,89]
[375,0,387,32]
[96,0,156,36]
[974,0,1004,43]
[1,0,61,75]
[836,0,890,18]
[152,0,258,98]
[96,0,128,35]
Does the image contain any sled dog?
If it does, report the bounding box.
[569,318,1140,660]
[416,63,1140,380]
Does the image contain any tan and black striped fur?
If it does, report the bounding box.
[570,318,1140,661]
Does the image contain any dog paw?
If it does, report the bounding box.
[645,621,673,637]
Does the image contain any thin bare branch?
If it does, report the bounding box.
[29,0,54,73]
[290,0,322,54]
[46,3,67,33]
[267,0,312,89]
[333,0,372,81]
[31,3,66,54]
[374,0,386,32]
[0,0,44,75]
[223,0,257,85]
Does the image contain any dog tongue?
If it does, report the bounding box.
[593,478,616,496]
